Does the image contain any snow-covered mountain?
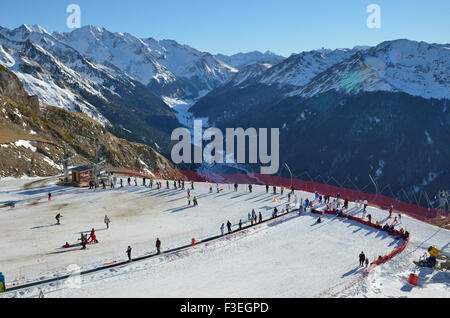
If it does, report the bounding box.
[190,39,450,198]
[53,26,238,99]
[0,24,182,155]
[213,40,449,101]
[215,50,285,69]
[258,48,363,88]
[0,24,112,124]
[0,24,241,111]
[227,62,274,86]
[291,40,450,100]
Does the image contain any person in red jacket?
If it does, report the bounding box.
[156,238,161,254]
[88,228,98,244]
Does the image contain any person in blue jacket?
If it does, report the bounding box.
[0,272,5,292]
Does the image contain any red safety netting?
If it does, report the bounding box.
[175,171,448,222]
[311,209,411,272]
[109,168,448,225]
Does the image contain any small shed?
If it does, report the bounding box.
[71,165,93,187]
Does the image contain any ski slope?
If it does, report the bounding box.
[0,177,448,298]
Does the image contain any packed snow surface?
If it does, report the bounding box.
[0,177,448,298]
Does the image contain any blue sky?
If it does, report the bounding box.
[1,0,449,56]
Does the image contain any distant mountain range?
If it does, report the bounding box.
[0,24,448,200]
[190,39,449,200]
[0,24,286,155]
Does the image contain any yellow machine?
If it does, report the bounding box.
[428,246,440,258]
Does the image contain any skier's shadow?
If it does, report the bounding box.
[47,244,82,255]
[341,266,363,278]
[166,205,195,213]
[30,224,58,230]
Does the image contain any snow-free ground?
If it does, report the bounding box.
[0,177,448,298]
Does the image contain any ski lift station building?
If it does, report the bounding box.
[71,165,93,187]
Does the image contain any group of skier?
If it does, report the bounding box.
[58,214,111,250]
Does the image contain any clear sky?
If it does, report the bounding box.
[1,0,449,57]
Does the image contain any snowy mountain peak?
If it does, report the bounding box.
[215,51,285,69]
[291,39,450,100]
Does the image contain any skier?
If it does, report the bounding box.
[174,180,177,189]
[367,214,372,223]
[143,177,146,186]
[365,258,369,268]
[120,179,123,188]
[38,289,44,298]
[227,220,232,233]
[55,213,62,225]
[0,272,5,293]
[48,192,52,201]
[248,184,253,193]
[220,223,225,236]
[126,246,132,262]
[104,215,111,229]
[134,177,137,186]
[281,187,284,196]
[273,186,276,194]
[193,196,198,206]
[288,192,291,202]
[127,177,131,186]
[166,180,169,189]
[234,183,238,192]
[266,184,269,193]
[363,200,368,212]
[248,212,252,225]
[191,181,194,190]
[88,228,98,244]
[156,238,161,254]
[79,234,87,250]
[272,207,278,218]
[209,186,213,193]
[259,212,263,223]
[239,220,242,230]
[389,204,393,218]
[359,251,366,267]
[317,217,322,224]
